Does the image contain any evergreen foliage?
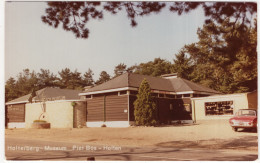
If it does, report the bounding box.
[5,3,257,101]
[95,71,111,85]
[172,49,194,80]
[42,2,256,39]
[5,68,99,102]
[83,68,95,86]
[180,19,257,93]
[134,78,158,126]
[114,63,127,78]
[133,58,172,77]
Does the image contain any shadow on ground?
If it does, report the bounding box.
[156,135,258,151]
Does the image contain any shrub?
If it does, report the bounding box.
[134,78,158,126]
[71,102,76,107]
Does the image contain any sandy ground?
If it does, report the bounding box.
[5,120,258,151]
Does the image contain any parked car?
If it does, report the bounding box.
[229,109,257,132]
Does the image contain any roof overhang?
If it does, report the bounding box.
[79,87,220,96]
[175,91,220,95]
[79,87,138,96]
[5,99,82,105]
[5,101,29,105]
[25,99,85,105]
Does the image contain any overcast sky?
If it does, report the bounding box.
[5,1,206,81]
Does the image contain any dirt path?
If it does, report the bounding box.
[5,120,258,151]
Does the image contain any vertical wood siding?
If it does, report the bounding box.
[86,92,193,123]
[86,93,128,122]
[105,94,128,121]
[7,104,25,122]
[86,96,104,122]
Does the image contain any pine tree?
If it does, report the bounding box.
[42,2,256,39]
[83,68,95,86]
[5,77,18,102]
[134,78,157,126]
[172,49,193,80]
[37,69,59,89]
[134,58,172,77]
[95,71,111,85]
[184,19,257,93]
[114,63,127,77]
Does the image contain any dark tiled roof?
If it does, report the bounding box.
[6,94,31,104]
[84,73,129,92]
[84,73,174,93]
[83,73,220,94]
[6,87,81,105]
[128,73,174,91]
[169,78,220,94]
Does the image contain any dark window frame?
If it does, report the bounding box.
[166,94,175,99]
[118,90,128,96]
[85,95,92,99]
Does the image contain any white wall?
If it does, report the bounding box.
[25,101,74,128]
[192,94,249,121]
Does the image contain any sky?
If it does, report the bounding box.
[5,1,206,81]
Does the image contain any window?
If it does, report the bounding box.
[237,110,256,116]
[85,95,92,99]
[118,91,127,96]
[199,94,208,97]
[158,94,165,98]
[151,93,158,97]
[205,101,233,115]
[176,95,182,98]
[183,94,190,98]
[193,94,198,97]
[166,94,175,99]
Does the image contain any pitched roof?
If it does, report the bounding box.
[6,87,81,105]
[82,73,220,94]
[169,78,220,94]
[85,73,174,93]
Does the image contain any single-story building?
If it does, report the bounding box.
[8,73,252,128]
[191,90,257,122]
[79,73,221,127]
[5,87,85,128]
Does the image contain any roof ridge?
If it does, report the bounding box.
[180,78,194,91]
[181,78,220,93]
[168,77,192,92]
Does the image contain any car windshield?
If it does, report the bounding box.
[237,110,256,116]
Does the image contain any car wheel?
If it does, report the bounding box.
[232,127,238,132]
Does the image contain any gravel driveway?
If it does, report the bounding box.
[5,119,258,151]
